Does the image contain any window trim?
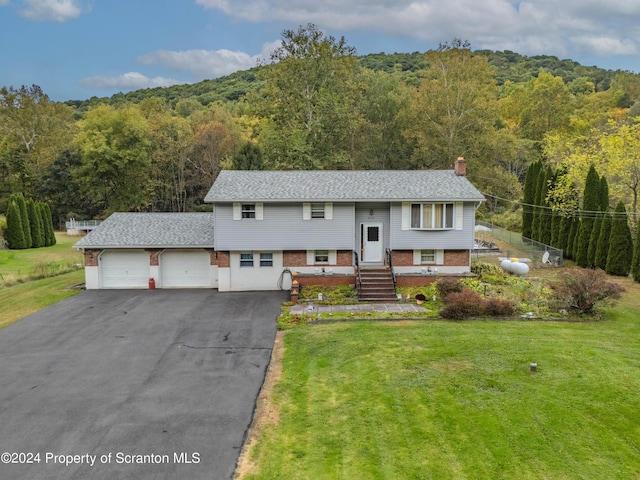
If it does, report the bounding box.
[410,202,455,230]
[420,249,436,263]
[314,250,330,263]
[241,203,256,219]
[259,252,273,267]
[240,252,254,267]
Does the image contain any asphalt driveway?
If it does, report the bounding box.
[0,289,286,480]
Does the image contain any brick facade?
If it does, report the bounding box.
[215,251,230,268]
[283,250,352,267]
[146,249,162,266]
[84,249,101,267]
[390,249,470,266]
[294,274,356,288]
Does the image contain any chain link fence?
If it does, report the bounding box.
[474,221,563,267]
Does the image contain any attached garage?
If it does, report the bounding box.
[160,250,213,288]
[75,213,216,290]
[100,250,150,288]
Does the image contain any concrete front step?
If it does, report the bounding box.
[358,267,397,302]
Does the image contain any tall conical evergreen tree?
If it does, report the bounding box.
[606,201,633,276]
[557,214,571,253]
[575,165,600,267]
[27,198,45,248]
[6,200,27,249]
[596,212,612,271]
[44,202,56,246]
[589,177,610,268]
[531,165,547,243]
[39,202,56,247]
[565,216,579,260]
[522,160,541,240]
[632,221,640,282]
[539,166,554,246]
[14,193,32,249]
[550,210,561,247]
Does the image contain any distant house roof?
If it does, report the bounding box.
[73,213,214,249]
[204,170,486,203]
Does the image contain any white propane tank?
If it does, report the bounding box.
[501,258,529,276]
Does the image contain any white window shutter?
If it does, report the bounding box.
[325,202,333,220]
[436,250,444,264]
[306,250,315,265]
[256,203,263,220]
[233,203,241,220]
[401,203,410,230]
[329,250,337,264]
[413,249,421,265]
[303,203,311,220]
[455,202,463,230]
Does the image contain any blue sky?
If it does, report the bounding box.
[1,0,639,102]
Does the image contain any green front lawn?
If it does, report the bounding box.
[242,290,640,479]
[0,233,85,329]
[0,232,83,282]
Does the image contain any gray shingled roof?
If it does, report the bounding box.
[204,170,486,203]
[73,213,214,249]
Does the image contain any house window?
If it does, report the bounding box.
[240,253,254,267]
[260,253,273,267]
[421,249,436,263]
[311,203,325,219]
[410,203,454,229]
[241,204,256,219]
[315,250,329,263]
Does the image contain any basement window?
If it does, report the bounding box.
[260,253,273,267]
[240,253,254,267]
[421,249,436,263]
[314,250,329,263]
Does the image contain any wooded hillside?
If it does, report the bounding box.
[2,25,640,231]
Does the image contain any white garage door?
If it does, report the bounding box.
[101,250,150,288]
[161,250,211,288]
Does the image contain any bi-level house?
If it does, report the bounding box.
[76,159,484,294]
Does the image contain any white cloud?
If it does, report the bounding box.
[0,0,10,6]
[78,72,183,90]
[18,0,87,22]
[136,43,279,80]
[195,0,640,59]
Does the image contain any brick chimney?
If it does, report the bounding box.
[454,157,467,176]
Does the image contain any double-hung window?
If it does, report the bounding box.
[240,253,254,267]
[260,253,273,267]
[310,203,325,219]
[410,203,454,229]
[420,249,436,263]
[241,204,256,219]
[314,250,329,263]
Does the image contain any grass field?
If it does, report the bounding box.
[240,282,640,479]
[0,233,85,329]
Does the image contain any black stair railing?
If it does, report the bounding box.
[385,248,397,291]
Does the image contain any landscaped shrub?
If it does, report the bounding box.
[484,298,516,317]
[439,288,484,319]
[436,278,464,299]
[548,268,625,315]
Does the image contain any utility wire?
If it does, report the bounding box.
[481,192,639,219]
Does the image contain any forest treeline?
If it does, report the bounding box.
[2,24,640,232]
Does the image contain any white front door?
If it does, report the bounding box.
[362,223,383,263]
